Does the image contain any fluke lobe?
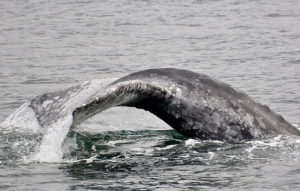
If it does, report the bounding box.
[29,68,300,141]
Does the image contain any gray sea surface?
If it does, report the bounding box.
[0,0,300,190]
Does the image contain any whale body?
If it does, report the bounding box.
[27,68,300,141]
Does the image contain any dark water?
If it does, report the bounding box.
[0,0,300,190]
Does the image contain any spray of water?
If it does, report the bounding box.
[1,103,74,163]
[32,115,73,162]
[2,102,40,133]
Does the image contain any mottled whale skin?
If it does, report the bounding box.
[29,68,300,141]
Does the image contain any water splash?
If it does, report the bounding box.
[2,102,40,133]
[1,103,74,163]
[32,115,73,163]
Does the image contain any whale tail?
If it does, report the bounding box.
[27,78,175,131]
[4,68,300,142]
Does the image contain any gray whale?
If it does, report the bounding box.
[29,68,300,141]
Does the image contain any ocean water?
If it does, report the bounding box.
[0,0,300,190]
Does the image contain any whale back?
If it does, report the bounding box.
[29,68,300,141]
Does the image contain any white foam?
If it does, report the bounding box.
[185,139,201,146]
[208,151,215,160]
[107,140,133,147]
[155,145,177,150]
[85,155,98,163]
[246,144,257,153]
